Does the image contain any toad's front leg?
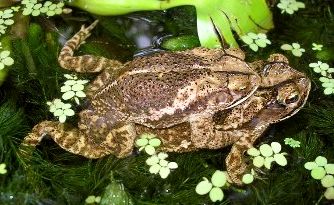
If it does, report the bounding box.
[21,121,137,159]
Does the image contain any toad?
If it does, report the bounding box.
[21,20,311,184]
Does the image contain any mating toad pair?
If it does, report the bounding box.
[22,20,310,185]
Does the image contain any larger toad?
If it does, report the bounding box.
[21,21,311,184]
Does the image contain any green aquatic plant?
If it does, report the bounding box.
[22,0,64,17]
[47,99,75,123]
[0,8,15,34]
[304,156,334,200]
[85,195,101,204]
[309,61,334,95]
[61,74,89,104]
[312,43,323,51]
[280,43,305,57]
[195,170,228,202]
[0,163,7,174]
[146,152,178,179]
[135,133,161,155]
[240,32,271,52]
[68,0,273,48]
[247,142,288,169]
[0,50,14,70]
[284,138,301,148]
[277,0,305,14]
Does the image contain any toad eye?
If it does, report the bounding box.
[285,92,299,104]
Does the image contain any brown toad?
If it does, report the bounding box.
[22,21,311,184]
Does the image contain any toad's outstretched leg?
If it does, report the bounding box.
[58,20,122,73]
[21,120,137,159]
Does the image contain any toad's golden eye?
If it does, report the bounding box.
[285,92,299,104]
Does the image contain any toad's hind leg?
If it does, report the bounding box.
[21,121,112,158]
[58,20,122,73]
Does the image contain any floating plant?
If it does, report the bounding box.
[146,152,178,179]
[281,43,305,57]
[241,32,271,52]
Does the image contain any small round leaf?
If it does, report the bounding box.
[311,167,326,180]
[168,162,178,169]
[85,196,96,204]
[195,179,212,195]
[159,167,170,179]
[146,155,159,166]
[253,156,265,168]
[304,162,318,170]
[321,175,334,188]
[149,164,161,174]
[144,145,156,155]
[149,138,161,147]
[209,187,224,202]
[159,159,168,167]
[211,170,227,187]
[59,115,66,123]
[259,144,273,157]
[264,156,275,169]
[136,138,148,147]
[62,91,75,100]
[64,109,75,116]
[274,154,287,166]
[325,164,334,174]
[324,187,334,200]
[315,156,327,166]
[247,148,260,156]
[271,142,281,153]
[242,174,254,184]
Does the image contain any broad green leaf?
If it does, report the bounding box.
[242,174,254,184]
[209,187,224,202]
[211,170,226,187]
[259,144,273,157]
[195,179,212,195]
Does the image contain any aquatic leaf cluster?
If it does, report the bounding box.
[22,0,64,17]
[304,156,334,200]
[195,170,228,202]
